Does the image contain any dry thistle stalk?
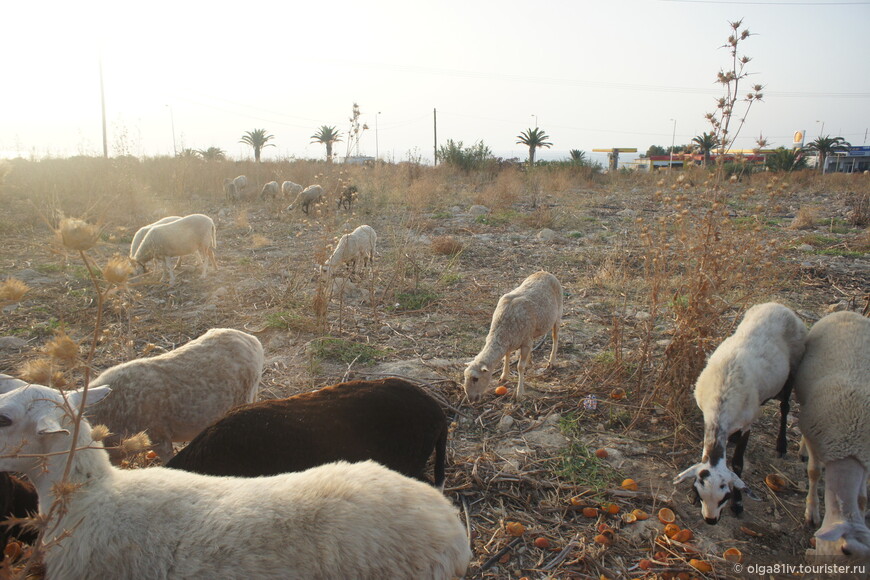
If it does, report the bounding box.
[43,331,80,367]
[18,358,66,388]
[117,431,152,456]
[0,277,30,302]
[102,255,133,285]
[57,218,99,251]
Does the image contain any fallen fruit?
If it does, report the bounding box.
[494,385,508,396]
[4,541,22,560]
[582,507,599,517]
[723,547,743,563]
[764,473,786,492]
[594,448,609,459]
[621,512,637,524]
[638,558,653,571]
[602,502,619,514]
[689,559,713,573]
[610,387,626,400]
[499,553,511,564]
[534,537,551,549]
[654,550,669,561]
[673,529,693,543]
[663,523,681,539]
[570,496,587,506]
[593,533,612,545]
[658,507,676,524]
[621,478,639,491]
[505,521,525,536]
[740,525,763,537]
[632,508,650,520]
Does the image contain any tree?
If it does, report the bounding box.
[568,149,588,165]
[197,147,226,161]
[645,145,667,158]
[437,140,493,172]
[516,128,552,166]
[765,147,808,173]
[239,129,275,162]
[691,132,719,166]
[804,135,851,174]
[311,125,343,162]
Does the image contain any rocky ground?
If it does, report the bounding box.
[1,174,868,579]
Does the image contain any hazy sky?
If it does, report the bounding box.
[3,0,869,164]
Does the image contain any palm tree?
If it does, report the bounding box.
[311,126,343,162]
[197,147,226,161]
[516,128,552,166]
[239,129,275,162]
[568,149,588,165]
[804,135,851,174]
[764,147,808,173]
[691,132,719,166]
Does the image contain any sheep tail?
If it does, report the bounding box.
[434,422,448,490]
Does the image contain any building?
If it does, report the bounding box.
[823,146,870,174]
[627,152,766,171]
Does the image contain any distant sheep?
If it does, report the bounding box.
[167,377,449,488]
[287,184,324,215]
[88,328,263,462]
[674,302,808,524]
[132,213,216,285]
[233,175,247,195]
[281,180,303,198]
[222,178,238,202]
[338,184,358,210]
[464,271,562,401]
[260,180,280,200]
[795,311,870,560]
[0,385,472,580]
[322,224,377,278]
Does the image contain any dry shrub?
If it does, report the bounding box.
[521,206,555,229]
[790,206,819,230]
[847,190,870,227]
[249,234,271,249]
[431,235,463,256]
[476,168,523,210]
[0,278,29,302]
[405,174,444,213]
[235,209,250,229]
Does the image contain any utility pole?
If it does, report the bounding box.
[433,108,437,166]
[99,59,108,158]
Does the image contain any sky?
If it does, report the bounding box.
[3,0,869,165]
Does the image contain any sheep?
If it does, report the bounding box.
[132,213,217,285]
[287,184,324,215]
[794,310,870,559]
[463,271,562,401]
[167,377,449,488]
[232,174,247,195]
[281,180,303,198]
[129,216,185,271]
[88,328,263,462]
[322,224,376,278]
[222,178,238,202]
[673,302,808,524]
[337,184,358,210]
[260,180,280,200]
[0,384,472,580]
[0,374,26,394]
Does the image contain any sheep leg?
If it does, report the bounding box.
[804,440,822,526]
[499,352,512,382]
[728,429,751,516]
[516,344,532,399]
[775,378,793,458]
[546,323,559,369]
[164,256,176,285]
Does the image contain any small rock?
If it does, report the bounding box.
[498,415,515,432]
[825,301,848,313]
[797,244,815,252]
[536,228,556,241]
[469,205,490,216]
[0,336,28,352]
[634,311,651,321]
[617,208,637,218]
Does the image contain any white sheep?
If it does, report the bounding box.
[222,178,238,202]
[795,310,870,560]
[674,302,808,524]
[463,271,562,401]
[132,213,217,285]
[287,184,324,215]
[322,224,377,278]
[0,384,472,580]
[88,328,263,462]
[0,374,26,394]
[260,180,280,200]
[282,180,303,197]
[130,216,184,271]
[233,174,248,195]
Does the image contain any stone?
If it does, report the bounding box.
[469,205,490,216]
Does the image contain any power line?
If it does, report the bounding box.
[659,0,870,4]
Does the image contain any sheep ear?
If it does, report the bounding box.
[66,386,112,410]
[37,416,68,435]
[480,365,489,374]
[732,474,760,500]
[673,464,700,485]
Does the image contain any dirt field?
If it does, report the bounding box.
[1,159,868,578]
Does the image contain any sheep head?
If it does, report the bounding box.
[673,462,757,524]
[463,361,494,402]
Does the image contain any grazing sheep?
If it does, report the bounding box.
[674,302,808,524]
[232,174,247,195]
[464,271,562,401]
[0,374,26,394]
[167,377,449,488]
[322,224,377,278]
[0,384,472,580]
[129,216,184,271]
[222,178,238,202]
[795,310,870,559]
[287,184,324,215]
[88,328,263,462]
[132,213,217,285]
[0,473,38,552]
[260,180,280,200]
[281,180,303,198]
[337,184,358,210]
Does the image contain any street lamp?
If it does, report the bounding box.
[531,114,538,128]
[816,119,825,138]
[165,104,177,157]
[375,111,381,161]
[669,118,677,169]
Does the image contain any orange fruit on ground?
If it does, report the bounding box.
[663,523,681,539]
[602,502,619,514]
[494,385,508,396]
[621,512,637,524]
[638,558,653,570]
[145,450,158,460]
[621,478,639,491]
[582,507,599,517]
[594,448,609,459]
[610,387,626,400]
[764,473,786,492]
[673,529,693,543]
[593,533,612,545]
[654,551,669,561]
[688,559,713,573]
[658,507,676,524]
[4,541,22,560]
[534,537,551,549]
[723,547,743,563]
[632,508,650,520]
[505,521,525,536]
[570,496,587,506]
